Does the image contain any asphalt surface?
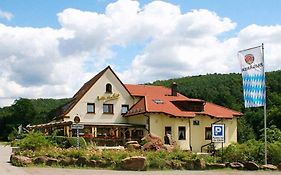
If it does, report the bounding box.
[1,144,281,175]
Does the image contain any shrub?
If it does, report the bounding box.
[47,136,71,148]
[13,131,53,150]
[219,140,264,164]
[66,137,87,148]
[63,147,87,158]
[146,150,167,169]
[268,141,281,164]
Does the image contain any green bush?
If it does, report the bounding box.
[268,141,281,164]
[12,131,53,150]
[47,136,71,148]
[219,139,264,164]
[146,150,167,169]
[66,137,87,148]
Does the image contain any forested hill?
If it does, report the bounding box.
[0,98,70,140]
[0,70,280,142]
[152,70,281,142]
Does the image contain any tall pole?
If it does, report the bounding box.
[77,127,80,149]
[262,43,267,165]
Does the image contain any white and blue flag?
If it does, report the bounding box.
[238,45,265,108]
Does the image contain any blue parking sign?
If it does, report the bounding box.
[212,124,225,143]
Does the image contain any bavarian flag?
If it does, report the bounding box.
[238,45,265,108]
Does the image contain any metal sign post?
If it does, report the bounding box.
[74,115,81,149]
[212,124,225,161]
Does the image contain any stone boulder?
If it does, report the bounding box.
[76,156,88,166]
[10,155,32,166]
[194,159,206,170]
[141,133,163,151]
[121,156,146,171]
[125,141,141,150]
[171,160,184,170]
[183,160,195,170]
[244,161,259,170]
[229,162,244,170]
[33,156,48,164]
[278,163,281,171]
[87,160,97,167]
[207,163,226,169]
[46,158,58,166]
[260,164,277,170]
[95,160,110,168]
[59,157,76,166]
[162,144,175,152]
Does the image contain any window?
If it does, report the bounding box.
[121,104,129,114]
[87,103,95,113]
[164,126,172,144]
[165,126,172,135]
[193,120,200,125]
[106,83,112,93]
[153,99,164,104]
[178,126,186,140]
[205,127,212,140]
[103,104,113,114]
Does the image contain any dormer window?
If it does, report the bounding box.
[106,83,112,93]
[153,99,164,104]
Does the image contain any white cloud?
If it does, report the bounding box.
[0,0,281,107]
[0,9,13,21]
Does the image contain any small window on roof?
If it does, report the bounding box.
[153,99,164,104]
[106,83,112,93]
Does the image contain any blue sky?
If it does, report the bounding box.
[0,0,280,106]
[1,0,280,29]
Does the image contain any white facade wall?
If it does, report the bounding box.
[65,69,134,124]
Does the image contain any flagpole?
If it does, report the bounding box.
[262,43,267,165]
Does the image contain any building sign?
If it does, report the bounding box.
[212,124,225,143]
[97,93,120,101]
[71,124,84,130]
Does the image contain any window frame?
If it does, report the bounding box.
[165,126,172,135]
[87,103,95,113]
[103,104,114,114]
[121,104,129,114]
[106,83,112,93]
[178,126,186,140]
[205,127,212,140]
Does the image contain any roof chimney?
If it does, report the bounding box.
[171,82,177,96]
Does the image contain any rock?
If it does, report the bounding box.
[95,160,109,167]
[10,155,32,166]
[46,158,58,166]
[260,164,277,170]
[163,144,175,152]
[141,133,163,151]
[33,156,48,164]
[229,162,244,170]
[126,141,141,150]
[207,163,226,169]
[121,156,146,171]
[142,142,157,151]
[125,141,139,145]
[165,160,173,169]
[59,157,75,166]
[87,160,96,167]
[171,160,183,170]
[278,163,281,171]
[183,160,195,170]
[194,159,206,170]
[76,156,88,166]
[244,161,259,170]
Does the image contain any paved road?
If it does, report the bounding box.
[1,144,281,175]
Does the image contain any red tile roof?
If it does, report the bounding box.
[125,84,242,118]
